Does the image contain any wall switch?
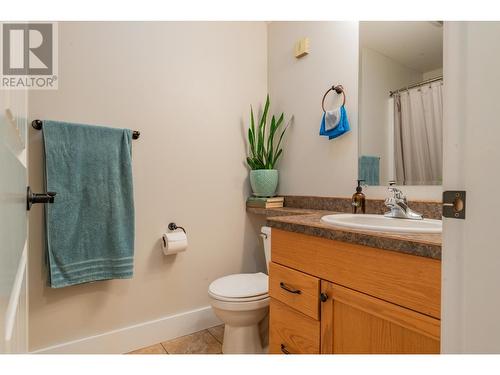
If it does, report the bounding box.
[295,37,309,58]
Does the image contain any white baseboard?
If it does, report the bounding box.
[32,306,221,354]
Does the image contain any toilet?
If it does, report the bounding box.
[208,226,271,354]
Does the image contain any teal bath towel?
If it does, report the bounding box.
[43,120,135,288]
[358,155,380,186]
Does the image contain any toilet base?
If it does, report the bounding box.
[209,297,269,354]
[222,324,265,354]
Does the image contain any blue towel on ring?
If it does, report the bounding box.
[43,120,135,288]
[320,105,351,139]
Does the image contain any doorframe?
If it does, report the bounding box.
[441,21,466,354]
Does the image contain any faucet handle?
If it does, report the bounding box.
[387,181,405,201]
[387,180,397,193]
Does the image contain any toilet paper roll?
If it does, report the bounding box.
[162,231,188,255]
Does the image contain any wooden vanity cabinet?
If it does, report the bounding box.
[269,229,441,354]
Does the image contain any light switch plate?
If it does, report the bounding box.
[295,37,309,58]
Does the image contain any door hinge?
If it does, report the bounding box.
[442,191,466,219]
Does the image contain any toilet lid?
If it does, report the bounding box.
[209,273,268,299]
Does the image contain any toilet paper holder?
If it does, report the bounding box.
[162,223,188,253]
[168,222,186,234]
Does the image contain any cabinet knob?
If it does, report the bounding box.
[320,292,328,302]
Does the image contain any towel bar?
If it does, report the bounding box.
[26,186,56,211]
[31,119,141,139]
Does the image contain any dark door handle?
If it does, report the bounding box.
[27,186,57,211]
[280,282,301,294]
[280,344,291,354]
[320,292,328,302]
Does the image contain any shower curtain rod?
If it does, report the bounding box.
[389,75,443,97]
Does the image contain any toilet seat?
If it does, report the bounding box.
[208,273,268,302]
[209,291,269,302]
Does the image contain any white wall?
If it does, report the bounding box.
[268,22,359,197]
[359,47,422,184]
[27,22,268,351]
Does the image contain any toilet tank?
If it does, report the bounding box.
[261,226,271,273]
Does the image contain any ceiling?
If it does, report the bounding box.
[360,21,443,73]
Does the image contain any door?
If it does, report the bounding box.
[441,22,500,353]
[0,89,29,353]
[320,281,440,354]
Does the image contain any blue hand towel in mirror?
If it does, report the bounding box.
[320,105,350,139]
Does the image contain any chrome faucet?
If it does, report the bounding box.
[384,182,423,220]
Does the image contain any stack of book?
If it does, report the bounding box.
[246,196,284,209]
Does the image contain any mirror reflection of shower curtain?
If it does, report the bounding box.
[394,81,443,185]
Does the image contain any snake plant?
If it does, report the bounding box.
[246,95,288,170]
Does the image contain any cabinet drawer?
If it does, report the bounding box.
[269,262,320,320]
[269,298,320,354]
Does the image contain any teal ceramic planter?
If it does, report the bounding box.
[250,169,278,197]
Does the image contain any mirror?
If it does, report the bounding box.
[358,21,443,186]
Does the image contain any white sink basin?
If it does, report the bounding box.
[320,214,442,234]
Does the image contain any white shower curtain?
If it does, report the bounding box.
[394,81,443,185]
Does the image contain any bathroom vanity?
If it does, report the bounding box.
[263,207,441,354]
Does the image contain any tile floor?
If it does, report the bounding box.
[127,325,225,354]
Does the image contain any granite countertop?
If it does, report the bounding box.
[266,211,442,260]
[247,206,442,260]
[245,207,322,217]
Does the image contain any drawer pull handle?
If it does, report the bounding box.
[320,292,328,302]
[280,344,291,354]
[280,282,301,294]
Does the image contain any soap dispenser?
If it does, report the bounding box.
[352,180,366,214]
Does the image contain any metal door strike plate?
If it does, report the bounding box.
[442,191,466,219]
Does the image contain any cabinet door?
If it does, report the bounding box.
[320,281,440,354]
